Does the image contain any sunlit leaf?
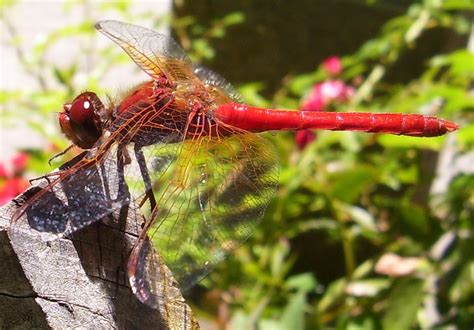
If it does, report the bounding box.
[342,204,377,233]
[317,278,346,313]
[279,291,306,330]
[286,273,317,292]
[221,12,245,26]
[328,166,375,203]
[382,278,424,330]
[441,0,474,9]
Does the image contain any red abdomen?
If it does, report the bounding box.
[216,103,458,137]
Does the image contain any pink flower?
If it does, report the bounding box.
[0,163,8,178]
[295,130,316,150]
[302,80,355,111]
[301,84,325,111]
[323,56,342,76]
[12,152,29,173]
[320,80,355,103]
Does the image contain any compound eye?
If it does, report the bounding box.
[69,92,102,123]
[58,112,76,143]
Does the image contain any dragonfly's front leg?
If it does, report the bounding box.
[48,144,75,166]
[29,150,89,185]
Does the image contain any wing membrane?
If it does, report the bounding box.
[11,144,131,239]
[127,125,279,305]
[96,20,192,83]
[193,66,243,102]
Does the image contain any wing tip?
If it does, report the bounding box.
[94,20,105,31]
[95,20,121,32]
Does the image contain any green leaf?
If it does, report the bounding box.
[279,291,306,330]
[329,166,375,204]
[441,0,474,10]
[345,315,379,330]
[270,239,290,277]
[317,278,346,313]
[191,39,215,60]
[0,0,17,11]
[457,123,474,148]
[286,273,317,292]
[352,259,375,279]
[382,278,425,330]
[341,204,377,233]
[238,83,270,107]
[288,71,324,95]
[210,26,225,38]
[99,0,130,12]
[221,12,245,26]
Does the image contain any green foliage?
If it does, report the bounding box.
[381,278,425,330]
[1,0,472,329]
[173,7,244,62]
[198,2,473,329]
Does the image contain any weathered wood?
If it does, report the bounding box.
[0,183,199,329]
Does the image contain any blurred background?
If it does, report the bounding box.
[1,0,473,329]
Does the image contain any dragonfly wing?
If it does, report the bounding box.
[11,144,131,240]
[193,66,243,103]
[127,236,184,309]
[95,20,192,83]
[126,125,279,306]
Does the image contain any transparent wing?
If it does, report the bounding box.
[11,144,131,240]
[193,66,243,102]
[127,125,279,307]
[96,20,192,83]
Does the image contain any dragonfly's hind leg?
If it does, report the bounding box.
[134,145,157,213]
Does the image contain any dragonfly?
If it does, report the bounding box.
[11,20,458,308]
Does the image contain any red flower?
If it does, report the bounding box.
[323,56,342,76]
[0,177,29,205]
[0,153,30,206]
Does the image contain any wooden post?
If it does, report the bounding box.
[0,185,199,329]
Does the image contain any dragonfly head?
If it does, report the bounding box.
[59,92,105,149]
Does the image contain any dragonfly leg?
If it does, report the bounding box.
[121,147,132,166]
[48,144,75,166]
[29,172,58,185]
[134,145,157,213]
[29,151,89,185]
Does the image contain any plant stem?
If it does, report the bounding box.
[341,225,356,279]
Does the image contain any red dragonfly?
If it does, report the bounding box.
[12,21,457,307]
